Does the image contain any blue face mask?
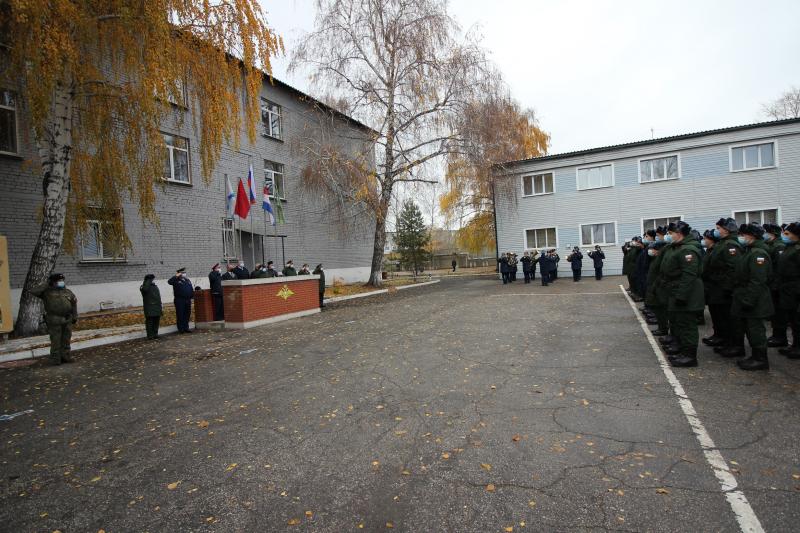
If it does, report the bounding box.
[56,281,66,289]
[782,234,793,244]
[713,229,721,239]
[762,234,771,241]
[664,234,673,243]
[737,236,749,246]
[655,236,663,242]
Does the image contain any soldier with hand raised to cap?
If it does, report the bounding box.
[30,273,78,365]
[168,267,194,333]
[208,264,225,321]
[282,260,298,276]
[140,274,162,339]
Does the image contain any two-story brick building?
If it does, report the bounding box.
[494,118,800,276]
[0,77,377,317]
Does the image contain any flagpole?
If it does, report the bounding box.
[262,207,267,264]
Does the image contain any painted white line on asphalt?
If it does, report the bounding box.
[619,285,764,533]
[487,292,620,296]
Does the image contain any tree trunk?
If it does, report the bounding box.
[14,83,74,336]
[367,185,392,287]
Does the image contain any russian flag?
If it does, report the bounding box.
[262,185,275,226]
[247,163,257,205]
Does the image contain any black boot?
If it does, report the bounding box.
[702,335,724,347]
[652,328,668,337]
[719,346,746,358]
[671,346,698,367]
[767,336,788,348]
[779,346,800,359]
[664,344,682,356]
[659,335,676,346]
[646,317,659,325]
[737,347,769,371]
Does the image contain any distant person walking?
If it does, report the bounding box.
[140,274,163,339]
[451,257,457,272]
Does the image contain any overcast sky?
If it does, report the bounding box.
[261,0,799,155]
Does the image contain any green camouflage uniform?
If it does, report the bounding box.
[730,239,773,350]
[31,283,78,364]
[661,238,704,350]
[645,250,669,332]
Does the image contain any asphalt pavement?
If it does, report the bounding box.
[1,276,798,532]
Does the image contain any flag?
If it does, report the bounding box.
[247,163,257,205]
[225,175,236,218]
[234,178,250,219]
[262,184,275,226]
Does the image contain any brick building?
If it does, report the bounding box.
[0,78,376,318]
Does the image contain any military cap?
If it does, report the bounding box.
[267,261,274,266]
[315,264,323,270]
[655,226,667,235]
[689,229,702,242]
[176,267,186,273]
[631,236,642,242]
[738,223,764,238]
[668,220,692,235]
[144,273,156,280]
[703,229,719,242]
[762,223,781,236]
[211,263,220,270]
[716,217,738,232]
[644,229,656,239]
[783,222,800,237]
[49,273,65,282]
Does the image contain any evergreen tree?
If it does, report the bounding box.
[395,200,431,275]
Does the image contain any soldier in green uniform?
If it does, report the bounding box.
[645,241,669,336]
[140,274,162,340]
[700,229,721,345]
[777,223,800,358]
[250,264,266,279]
[622,237,643,298]
[731,224,774,371]
[30,273,78,365]
[763,224,788,347]
[282,260,297,276]
[704,217,744,357]
[660,221,704,367]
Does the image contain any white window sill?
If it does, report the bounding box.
[262,133,284,142]
[79,259,128,264]
[577,185,614,191]
[639,177,680,184]
[580,243,616,247]
[164,178,192,186]
[521,192,555,198]
[0,151,22,159]
[730,165,777,173]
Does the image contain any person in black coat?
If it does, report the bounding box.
[520,251,533,283]
[498,253,510,284]
[633,230,656,302]
[232,261,250,280]
[168,267,194,333]
[567,246,583,282]
[587,245,605,280]
[539,250,552,286]
[551,251,560,280]
[208,263,224,321]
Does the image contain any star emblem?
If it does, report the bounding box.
[276,284,294,301]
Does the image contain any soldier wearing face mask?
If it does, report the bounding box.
[776,222,800,358]
[209,263,225,321]
[700,229,721,346]
[623,236,643,299]
[704,217,744,357]
[232,261,250,280]
[30,273,78,365]
[168,267,194,333]
[645,241,669,336]
[762,224,787,347]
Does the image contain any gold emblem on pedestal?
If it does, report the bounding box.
[277,284,295,301]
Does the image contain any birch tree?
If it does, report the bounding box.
[761,86,800,120]
[1,1,282,335]
[291,0,487,286]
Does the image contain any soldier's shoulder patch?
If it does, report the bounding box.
[755,256,766,265]
[728,247,737,255]
[684,254,694,262]
[779,250,784,254]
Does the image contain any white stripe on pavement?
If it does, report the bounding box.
[619,285,764,533]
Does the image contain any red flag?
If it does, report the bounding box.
[234,178,250,219]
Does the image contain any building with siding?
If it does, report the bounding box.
[494,118,800,276]
[0,77,376,318]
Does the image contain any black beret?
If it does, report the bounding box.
[738,223,764,238]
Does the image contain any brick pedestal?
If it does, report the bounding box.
[221,276,321,329]
[193,289,216,328]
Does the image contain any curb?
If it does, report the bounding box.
[325,279,440,304]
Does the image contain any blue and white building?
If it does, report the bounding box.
[494,118,800,276]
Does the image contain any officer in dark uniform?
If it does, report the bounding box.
[208,263,224,321]
[232,261,250,280]
[777,222,800,358]
[538,251,551,286]
[588,245,605,280]
[499,253,510,284]
[704,218,745,357]
[140,274,163,339]
[298,264,312,275]
[660,221,704,367]
[551,250,560,280]
[312,263,326,308]
[221,263,237,281]
[265,261,279,278]
[520,251,533,284]
[635,231,656,300]
[168,267,194,333]
[762,223,788,347]
[283,260,298,276]
[30,273,78,365]
[731,224,774,370]
[567,246,583,281]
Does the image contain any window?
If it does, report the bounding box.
[522,173,554,196]
[163,133,190,183]
[80,210,125,261]
[639,154,679,183]
[580,222,616,246]
[733,209,778,226]
[642,216,682,233]
[576,163,613,190]
[730,142,775,171]
[261,99,282,139]
[524,227,557,250]
[0,89,18,155]
[264,160,285,200]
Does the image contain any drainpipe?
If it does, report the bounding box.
[491,180,499,272]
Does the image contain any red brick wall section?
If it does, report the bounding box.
[194,289,215,323]
[223,279,319,324]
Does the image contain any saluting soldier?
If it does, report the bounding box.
[283,260,298,276]
[140,274,163,339]
[567,246,583,282]
[221,263,237,281]
[312,263,326,309]
[777,223,800,358]
[209,263,225,321]
[31,273,78,365]
[730,224,774,370]
[588,245,605,280]
[704,218,744,357]
[762,224,788,347]
[249,263,266,279]
[660,221,704,367]
[298,263,312,275]
[232,261,250,280]
[520,251,533,284]
[498,253,510,284]
[168,267,194,334]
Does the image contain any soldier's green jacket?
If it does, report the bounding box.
[776,241,800,311]
[250,270,266,279]
[140,279,162,317]
[645,250,669,307]
[702,234,742,304]
[30,284,78,325]
[731,240,774,318]
[282,266,297,276]
[765,238,786,291]
[661,238,704,312]
[622,246,640,276]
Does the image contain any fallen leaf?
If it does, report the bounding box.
[386,522,394,528]
[90,476,102,482]
[656,488,670,495]
[287,518,301,526]
[480,463,492,471]
[197,420,209,429]
[528,500,536,507]
[581,399,589,406]
[167,481,180,490]
[441,452,450,459]
[401,470,411,476]
[394,430,407,436]
[486,483,496,492]
[512,434,521,442]
[225,463,237,472]
[792,474,800,480]
[504,527,514,532]
[305,511,313,518]
[40,512,48,518]
[616,489,625,496]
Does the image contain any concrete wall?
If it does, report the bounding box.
[495,120,800,276]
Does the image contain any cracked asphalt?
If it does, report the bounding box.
[1,276,799,532]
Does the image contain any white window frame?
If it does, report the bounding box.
[261,99,283,140]
[523,226,559,251]
[641,215,683,235]
[520,172,555,197]
[728,140,778,172]
[80,213,126,262]
[575,162,615,191]
[264,160,285,200]
[162,133,191,184]
[579,221,618,247]
[731,207,781,226]
[0,88,19,156]
[638,153,681,184]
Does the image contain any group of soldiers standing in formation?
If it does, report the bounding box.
[623,218,800,370]
[34,259,325,365]
[499,246,608,285]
